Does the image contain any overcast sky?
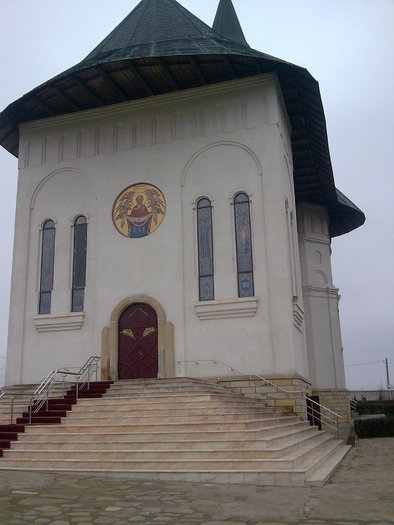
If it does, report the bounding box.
[0,0,393,389]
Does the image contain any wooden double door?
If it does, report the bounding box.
[118,303,158,379]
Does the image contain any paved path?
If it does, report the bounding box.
[0,438,393,525]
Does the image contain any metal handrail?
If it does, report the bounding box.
[0,356,101,424]
[178,358,342,434]
[0,391,34,425]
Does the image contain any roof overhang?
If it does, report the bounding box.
[0,50,365,237]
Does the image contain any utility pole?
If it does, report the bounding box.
[386,358,393,400]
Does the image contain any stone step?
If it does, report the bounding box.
[22,410,68,418]
[0,466,308,486]
[0,437,335,472]
[262,426,319,447]
[64,410,275,424]
[76,393,261,405]
[111,378,234,387]
[297,439,346,478]
[0,411,25,418]
[69,403,272,412]
[10,430,318,453]
[0,402,28,408]
[10,439,263,451]
[103,390,244,399]
[111,378,227,388]
[21,420,306,439]
[43,415,300,432]
[0,455,317,471]
[4,435,331,463]
[13,423,316,448]
[0,404,30,412]
[12,430,322,458]
[69,402,272,416]
[306,444,351,486]
[105,386,231,395]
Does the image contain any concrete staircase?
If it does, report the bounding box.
[0,381,112,456]
[0,378,350,486]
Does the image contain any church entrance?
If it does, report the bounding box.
[118,303,158,379]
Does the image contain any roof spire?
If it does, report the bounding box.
[212,0,249,47]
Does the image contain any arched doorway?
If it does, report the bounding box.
[118,303,158,379]
[102,295,175,380]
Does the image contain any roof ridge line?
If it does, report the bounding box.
[83,0,148,61]
[170,0,215,36]
[131,0,151,45]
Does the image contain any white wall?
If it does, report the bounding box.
[298,203,346,389]
[6,75,308,385]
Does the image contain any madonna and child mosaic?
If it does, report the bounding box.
[113,183,166,239]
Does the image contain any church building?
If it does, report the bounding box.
[0,0,365,427]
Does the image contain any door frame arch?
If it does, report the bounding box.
[102,295,175,380]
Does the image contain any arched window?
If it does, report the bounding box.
[71,215,87,312]
[197,198,214,301]
[39,219,55,315]
[234,193,254,297]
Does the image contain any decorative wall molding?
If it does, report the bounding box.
[293,302,304,332]
[30,167,88,209]
[302,285,339,300]
[34,313,85,332]
[19,76,275,170]
[298,233,330,246]
[181,141,263,187]
[195,297,258,320]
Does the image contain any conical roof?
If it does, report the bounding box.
[213,0,248,47]
[0,0,364,237]
[82,0,252,65]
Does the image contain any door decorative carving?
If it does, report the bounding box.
[118,303,158,379]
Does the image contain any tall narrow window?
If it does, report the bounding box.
[197,198,214,301]
[72,215,87,312]
[234,193,254,297]
[39,219,55,315]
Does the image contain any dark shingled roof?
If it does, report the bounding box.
[213,0,249,47]
[0,0,364,237]
[83,0,252,64]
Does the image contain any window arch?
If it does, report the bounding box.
[197,198,214,301]
[234,193,254,297]
[71,215,87,312]
[39,219,56,315]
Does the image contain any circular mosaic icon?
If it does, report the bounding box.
[112,183,166,239]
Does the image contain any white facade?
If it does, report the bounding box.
[5,74,343,390]
[298,203,346,389]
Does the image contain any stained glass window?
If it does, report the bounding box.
[72,215,87,312]
[197,198,214,301]
[39,219,55,315]
[234,193,254,297]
